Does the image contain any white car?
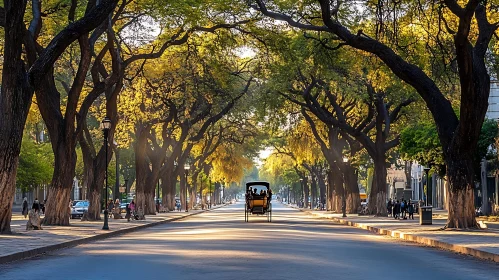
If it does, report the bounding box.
[71,201,89,219]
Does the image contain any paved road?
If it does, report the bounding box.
[1,202,498,280]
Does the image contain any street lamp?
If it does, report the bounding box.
[184,163,190,212]
[299,178,303,208]
[100,116,112,230]
[113,140,120,201]
[342,157,348,218]
[156,179,160,213]
[209,178,212,209]
[222,178,226,203]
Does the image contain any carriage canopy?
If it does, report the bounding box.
[245,181,270,193]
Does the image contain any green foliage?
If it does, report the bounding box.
[400,119,499,176]
[16,138,54,192]
[399,122,444,168]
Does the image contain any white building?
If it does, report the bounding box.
[486,80,499,120]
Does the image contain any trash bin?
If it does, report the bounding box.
[419,206,432,225]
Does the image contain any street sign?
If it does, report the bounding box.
[119,187,125,192]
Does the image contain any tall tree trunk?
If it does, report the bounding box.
[326,170,334,211]
[180,176,186,211]
[144,190,155,214]
[318,171,326,208]
[303,177,309,208]
[82,153,105,221]
[311,174,317,209]
[344,164,360,213]
[134,123,149,213]
[445,157,477,228]
[161,169,175,211]
[43,149,76,225]
[368,156,388,216]
[329,166,343,212]
[0,0,32,234]
[190,187,196,209]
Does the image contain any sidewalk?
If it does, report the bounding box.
[0,204,226,264]
[286,204,499,263]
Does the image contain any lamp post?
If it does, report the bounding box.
[222,178,225,203]
[299,178,303,208]
[209,178,212,209]
[184,163,190,212]
[156,179,160,213]
[424,167,430,206]
[113,140,119,201]
[100,117,112,230]
[342,157,348,218]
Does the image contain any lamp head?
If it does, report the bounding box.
[184,163,190,170]
[343,157,348,163]
[100,116,112,131]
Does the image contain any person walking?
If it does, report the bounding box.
[408,200,415,220]
[32,198,40,213]
[387,199,393,217]
[394,200,400,219]
[22,197,29,218]
[125,203,131,222]
[114,199,121,218]
[129,200,136,215]
[42,199,46,214]
[108,199,114,218]
[401,200,406,219]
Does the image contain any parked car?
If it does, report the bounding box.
[72,200,85,207]
[71,201,89,219]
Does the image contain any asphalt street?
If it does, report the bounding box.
[1,202,498,280]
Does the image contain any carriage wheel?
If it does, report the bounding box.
[245,204,249,222]
[268,203,272,222]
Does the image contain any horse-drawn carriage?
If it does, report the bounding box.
[245,181,272,222]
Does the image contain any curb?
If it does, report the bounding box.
[0,204,227,265]
[284,203,499,263]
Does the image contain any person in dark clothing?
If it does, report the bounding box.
[22,198,29,218]
[394,200,400,219]
[408,200,415,219]
[125,204,131,222]
[32,198,40,213]
[401,200,407,219]
[387,199,393,217]
[42,199,46,214]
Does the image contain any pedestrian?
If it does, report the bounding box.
[408,200,415,220]
[387,199,393,217]
[129,200,136,215]
[401,200,406,219]
[125,203,131,222]
[22,197,29,218]
[114,199,121,217]
[394,200,400,219]
[42,199,46,214]
[32,198,40,213]
[392,200,396,218]
[108,199,114,218]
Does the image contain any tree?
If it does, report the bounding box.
[252,0,499,228]
[0,0,119,233]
